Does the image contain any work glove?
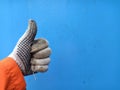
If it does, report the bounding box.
[9,20,51,76]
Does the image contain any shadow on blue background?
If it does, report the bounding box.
[0,0,120,90]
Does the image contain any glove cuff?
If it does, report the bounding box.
[8,53,26,75]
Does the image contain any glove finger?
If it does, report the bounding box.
[31,38,48,53]
[31,65,48,72]
[31,57,50,65]
[32,47,51,59]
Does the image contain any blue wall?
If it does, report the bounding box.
[0,0,120,90]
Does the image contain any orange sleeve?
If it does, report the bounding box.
[0,57,26,90]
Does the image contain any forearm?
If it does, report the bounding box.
[0,57,26,90]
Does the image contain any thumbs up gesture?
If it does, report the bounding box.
[9,19,51,76]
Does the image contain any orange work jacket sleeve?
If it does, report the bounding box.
[0,57,26,90]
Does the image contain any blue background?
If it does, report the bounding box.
[0,0,120,90]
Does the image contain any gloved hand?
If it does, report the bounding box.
[9,20,51,76]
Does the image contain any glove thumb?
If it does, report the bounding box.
[19,19,37,44]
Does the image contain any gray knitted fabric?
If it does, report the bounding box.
[9,20,37,75]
